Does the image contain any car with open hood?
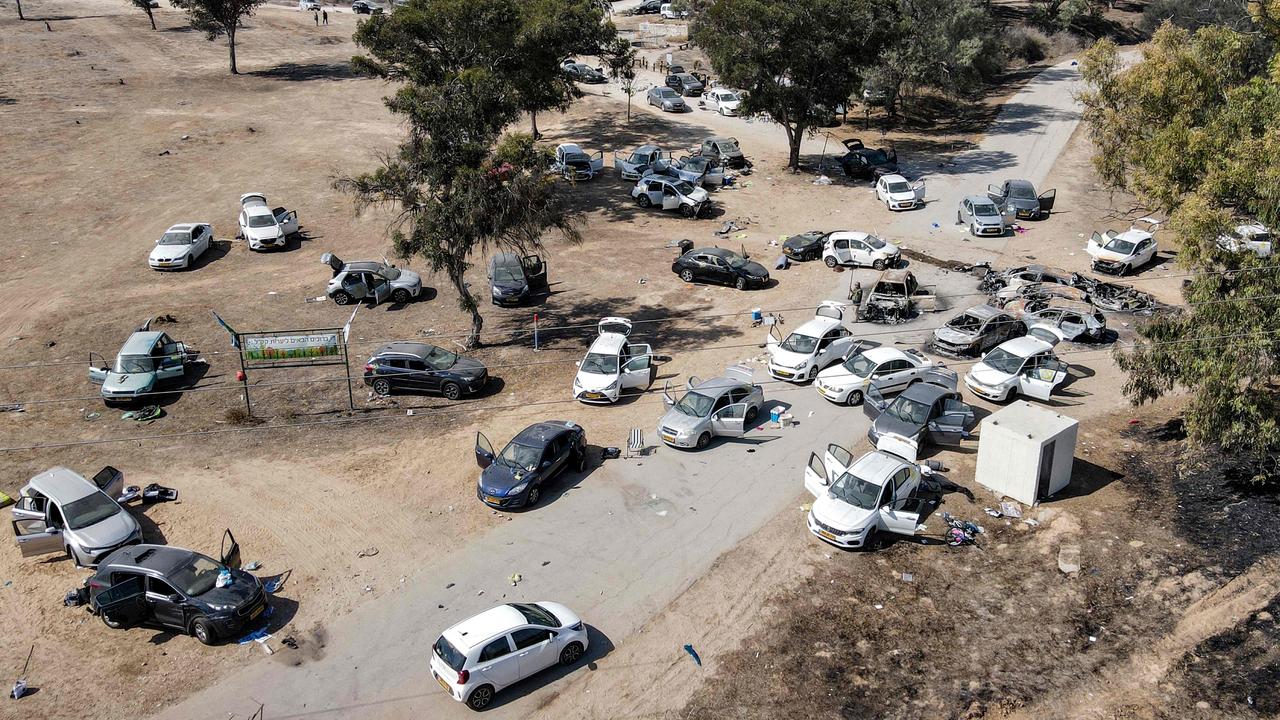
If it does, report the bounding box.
[632,175,710,218]
[363,342,488,400]
[658,365,763,450]
[875,173,925,211]
[988,178,1056,220]
[238,193,298,251]
[930,305,1024,357]
[1086,218,1160,275]
[321,253,423,306]
[474,421,587,509]
[803,448,931,549]
[88,531,266,645]
[431,602,589,711]
[573,318,662,404]
[957,195,1007,237]
[695,136,748,169]
[647,86,690,112]
[701,88,743,116]
[815,346,941,406]
[149,223,212,270]
[551,143,605,181]
[838,139,899,181]
[822,231,900,270]
[613,145,671,180]
[964,332,1068,402]
[765,301,857,383]
[671,246,769,289]
[863,372,973,462]
[1020,299,1107,342]
[11,466,140,568]
[488,252,548,306]
[89,327,195,407]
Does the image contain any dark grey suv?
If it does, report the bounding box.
[363,342,488,400]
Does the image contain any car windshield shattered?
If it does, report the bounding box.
[493,264,523,283]
[886,181,910,193]
[1103,237,1137,254]
[379,265,401,281]
[864,235,887,249]
[982,347,1025,374]
[973,203,1000,217]
[828,471,881,509]
[169,554,222,597]
[247,215,276,229]
[673,391,715,418]
[580,352,619,375]
[114,355,154,374]
[498,442,542,471]
[673,180,697,195]
[423,346,458,370]
[63,491,119,530]
[681,157,709,172]
[884,395,930,426]
[718,91,740,102]
[841,353,876,377]
[948,313,982,331]
[780,333,818,354]
[158,231,192,246]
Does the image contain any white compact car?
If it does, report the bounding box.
[964,332,1068,402]
[430,601,589,710]
[701,88,743,116]
[238,192,299,251]
[573,317,657,403]
[814,346,941,406]
[766,301,857,382]
[631,175,709,218]
[1086,218,1160,275]
[821,231,901,270]
[1217,222,1272,258]
[804,448,929,549]
[148,223,212,270]
[875,173,925,211]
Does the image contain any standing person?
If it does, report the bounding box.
[314,9,319,25]
[322,8,328,24]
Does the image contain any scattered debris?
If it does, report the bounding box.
[244,561,263,571]
[10,645,34,700]
[356,547,379,558]
[1000,501,1022,518]
[0,404,23,413]
[683,644,702,667]
[900,572,914,583]
[141,483,178,503]
[121,406,162,422]
[814,175,832,186]
[509,573,522,587]
[280,636,298,650]
[1057,544,1082,574]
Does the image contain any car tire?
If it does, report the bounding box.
[970,223,978,237]
[191,617,216,645]
[956,211,962,225]
[101,610,126,629]
[1120,263,1131,276]
[372,378,392,397]
[846,390,863,407]
[575,450,589,473]
[745,406,759,425]
[873,259,886,271]
[467,685,496,711]
[637,194,652,209]
[864,528,882,551]
[680,203,696,218]
[441,382,462,401]
[560,641,585,666]
[680,269,695,283]
[824,256,838,269]
[185,254,193,269]
[391,288,411,304]
[695,432,711,450]
[332,291,353,306]
[526,485,541,507]
[735,276,747,290]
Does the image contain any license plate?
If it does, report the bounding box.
[818,530,837,541]
[249,604,264,620]
[660,433,676,443]
[775,370,793,378]
[484,495,502,505]
[156,261,171,266]
[583,392,602,399]
[435,674,450,693]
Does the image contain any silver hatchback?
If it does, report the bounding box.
[657,365,765,450]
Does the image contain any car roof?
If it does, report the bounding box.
[511,421,579,447]
[120,331,164,355]
[1007,178,1035,190]
[791,315,841,336]
[706,136,736,144]
[587,332,627,356]
[960,304,1003,319]
[692,375,747,394]
[345,261,385,273]
[876,269,913,283]
[557,143,583,154]
[1108,227,1152,242]
[996,336,1054,357]
[899,381,952,404]
[861,346,913,363]
[444,604,528,651]
[374,342,440,359]
[880,173,908,183]
[164,223,200,233]
[964,195,997,205]
[827,231,872,242]
[694,247,736,259]
[634,144,661,154]
[1038,298,1097,313]
[27,467,97,503]
[849,451,910,485]
[101,544,196,575]
[491,251,521,266]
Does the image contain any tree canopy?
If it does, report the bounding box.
[171,0,266,74]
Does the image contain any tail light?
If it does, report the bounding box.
[457,669,470,684]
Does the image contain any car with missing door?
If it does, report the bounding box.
[321,253,423,306]
[363,342,488,400]
[930,305,1024,357]
[474,421,588,509]
[671,246,769,289]
[821,231,900,270]
[765,302,857,383]
[803,448,931,550]
[573,318,659,404]
[814,346,942,406]
[431,602,589,710]
[11,466,140,567]
[149,223,213,270]
[658,365,763,450]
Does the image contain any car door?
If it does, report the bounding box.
[1038,189,1057,214]
[804,452,830,498]
[879,496,927,536]
[987,183,1005,206]
[705,255,731,284]
[660,183,681,211]
[146,576,187,630]
[709,402,748,437]
[620,346,653,389]
[95,574,149,627]
[406,359,438,392]
[911,180,926,203]
[543,436,568,478]
[823,443,854,480]
[238,210,249,235]
[875,177,887,201]
[522,255,548,292]
[274,209,299,235]
[12,518,64,558]
[512,627,559,676]
[369,273,392,304]
[862,382,890,420]
[1136,237,1156,266]
[11,494,47,521]
[220,529,242,570]
[703,160,724,187]
[92,466,125,499]
[475,432,496,468]
[588,150,605,175]
[874,359,914,393]
[1019,354,1068,401]
[614,151,640,179]
[155,335,185,381]
[475,636,521,688]
[926,397,973,446]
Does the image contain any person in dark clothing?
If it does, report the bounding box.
[313,10,319,25]
[322,9,328,24]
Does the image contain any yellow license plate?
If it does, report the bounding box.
[584,392,602,399]
[818,530,837,541]
[484,495,502,504]
[250,604,264,620]
[661,434,676,443]
[435,674,450,693]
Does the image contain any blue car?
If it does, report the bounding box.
[474,422,588,509]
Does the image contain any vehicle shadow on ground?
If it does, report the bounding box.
[190,240,232,271]
[480,624,615,711]
[383,287,438,312]
[131,362,211,409]
[360,377,508,412]
[130,501,171,546]
[248,62,360,82]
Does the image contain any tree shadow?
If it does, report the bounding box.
[248,62,359,82]
[498,295,743,353]
[481,625,615,710]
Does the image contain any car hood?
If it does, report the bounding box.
[685,186,710,203]
[741,261,768,277]
[876,241,902,256]
[662,96,687,105]
[816,365,865,388]
[492,279,527,293]
[972,214,1004,226]
[102,371,155,394]
[150,245,192,262]
[872,413,923,442]
[887,190,916,201]
[812,495,876,533]
[450,357,487,379]
[575,370,617,392]
[783,236,822,252]
[197,570,262,609]
[659,408,706,434]
[245,225,283,240]
[393,269,422,288]
[1008,197,1039,210]
[75,509,140,549]
[968,363,1014,387]
[934,326,980,344]
[480,462,535,495]
[768,346,811,367]
[1087,246,1130,262]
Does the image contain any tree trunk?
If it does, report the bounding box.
[446,262,483,349]
[145,5,156,29]
[784,123,802,173]
[228,27,238,74]
[16,0,24,20]
[530,111,540,140]
[626,91,631,121]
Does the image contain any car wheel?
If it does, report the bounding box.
[101,610,126,629]
[680,269,695,283]
[526,485,541,507]
[1120,263,1131,276]
[970,223,979,237]
[864,528,882,551]
[575,450,589,473]
[846,389,863,406]
[956,211,962,225]
[466,685,496,711]
[695,432,711,450]
[372,378,392,397]
[441,382,462,401]
[824,256,838,268]
[560,641,585,666]
[680,203,696,218]
[637,194,652,208]
[873,259,887,271]
[185,254,193,269]
[745,406,759,425]
[391,288,411,304]
[735,276,747,290]
[332,291,353,306]
[191,617,216,645]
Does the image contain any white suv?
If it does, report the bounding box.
[431,601,589,710]
[573,317,657,403]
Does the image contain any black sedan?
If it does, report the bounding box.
[672,247,769,290]
[475,421,588,509]
[564,62,607,84]
[363,342,488,400]
[782,231,829,262]
[838,138,898,181]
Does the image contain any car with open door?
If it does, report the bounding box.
[321,253,423,306]
[573,318,664,404]
[665,72,705,97]
[11,466,140,568]
[631,175,710,218]
[837,138,899,181]
[238,193,298,251]
[863,373,973,462]
[814,346,942,405]
[363,342,488,400]
[613,145,671,181]
[1086,217,1160,275]
[988,178,1055,220]
[488,252,548,306]
[964,332,1069,402]
[1020,299,1107,342]
[957,195,1007,237]
[474,422,588,510]
[875,173,925,211]
[671,246,769,289]
[781,230,828,262]
[89,325,197,407]
[765,301,857,382]
[87,531,266,645]
[430,601,589,711]
[930,305,1024,357]
[821,231,900,270]
[149,222,213,270]
[551,143,605,181]
[701,88,743,116]
[803,449,931,549]
[645,155,725,188]
[657,365,763,450]
[694,136,748,169]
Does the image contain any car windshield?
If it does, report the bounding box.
[580,352,618,375]
[379,265,401,280]
[865,150,889,164]
[62,491,119,530]
[673,180,697,195]
[168,554,222,596]
[114,355,154,374]
[423,346,458,370]
[682,157,709,171]
[1009,184,1036,199]
[828,471,882,510]
[498,442,542,471]
[1103,237,1138,254]
[718,91,739,102]
[973,202,1000,216]
[864,235,887,249]
[434,636,467,671]
[658,88,679,98]
[887,181,910,193]
[724,254,748,269]
[884,395,930,426]
[511,602,561,627]
[982,347,1025,374]
[247,215,276,228]
[673,391,715,417]
[780,333,818,354]
[841,353,876,376]
[493,263,523,283]
[948,313,982,331]
[158,231,191,246]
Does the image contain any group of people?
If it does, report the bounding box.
[313,9,329,25]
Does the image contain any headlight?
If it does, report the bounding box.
[605,380,619,391]
[207,602,237,613]
[509,481,529,495]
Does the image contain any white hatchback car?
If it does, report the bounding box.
[238,192,299,251]
[701,88,743,116]
[149,223,212,270]
[766,301,857,382]
[431,601,588,711]
[804,448,929,549]
[821,231,901,270]
[814,346,942,406]
[964,332,1068,402]
[573,317,657,403]
[1086,217,1160,275]
[875,173,925,211]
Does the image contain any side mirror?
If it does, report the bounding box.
[575,361,581,367]
[540,460,552,469]
[168,594,183,603]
